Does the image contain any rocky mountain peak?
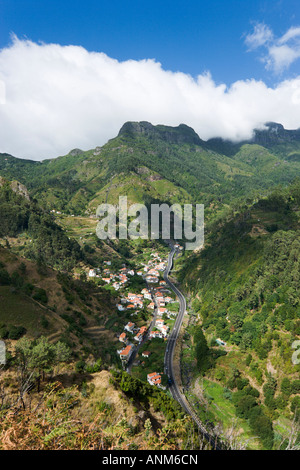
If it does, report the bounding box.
[0,176,30,200]
[118,121,204,146]
[253,122,300,146]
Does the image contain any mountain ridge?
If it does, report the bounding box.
[206,121,300,157]
[0,120,300,217]
[3,120,300,163]
[118,121,206,146]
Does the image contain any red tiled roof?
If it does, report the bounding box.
[120,345,132,357]
[147,372,161,385]
[148,372,159,378]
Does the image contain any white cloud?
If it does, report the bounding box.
[246,23,300,73]
[245,23,274,50]
[278,26,300,45]
[266,44,300,73]
[0,36,300,160]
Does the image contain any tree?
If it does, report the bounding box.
[14,338,35,409]
[14,337,71,402]
[245,353,252,366]
[234,394,257,420]
[54,341,71,364]
[281,377,292,397]
[249,412,274,450]
[263,376,277,401]
[193,326,210,374]
[240,332,253,350]
[144,418,152,438]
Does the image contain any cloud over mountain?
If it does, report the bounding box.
[0,36,300,160]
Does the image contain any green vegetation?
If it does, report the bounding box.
[1,121,300,220]
[14,336,71,393]
[179,180,300,449]
[1,121,300,450]
[0,374,202,450]
[0,179,30,237]
[0,181,83,271]
[112,370,185,421]
[132,337,166,383]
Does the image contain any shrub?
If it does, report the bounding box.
[32,287,48,304]
[8,325,26,340]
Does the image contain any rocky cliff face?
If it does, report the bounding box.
[118,121,205,146]
[252,122,300,147]
[119,121,300,155]
[206,122,300,156]
[10,180,30,201]
[0,176,30,200]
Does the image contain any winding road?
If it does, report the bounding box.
[126,241,220,448]
[163,243,220,449]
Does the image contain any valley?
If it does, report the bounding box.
[0,121,300,450]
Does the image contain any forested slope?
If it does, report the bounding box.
[178,180,300,449]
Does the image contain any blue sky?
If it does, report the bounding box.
[0,0,300,159]
[1,0,299,85]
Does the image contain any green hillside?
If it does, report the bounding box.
[0,121,300,450]
[1,121,300,219]
[177,180,300,449]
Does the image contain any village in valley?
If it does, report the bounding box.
[86,248,181,389]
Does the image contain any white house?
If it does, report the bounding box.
[119,344,135,362]
[149,330,163,339]
[147,372,161,386]
[124,322,135,333]
[146,276,159,283]
[119,332,127,343]
[157,307,167,317]
[155,320,169,337]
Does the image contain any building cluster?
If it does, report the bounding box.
[150,284,176,318]
[117,321,149,364]
[88,263,135,290]
[149,319,169,338]
[87,252,165,291]
[142,252,166,283]
[89,251,178,389]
